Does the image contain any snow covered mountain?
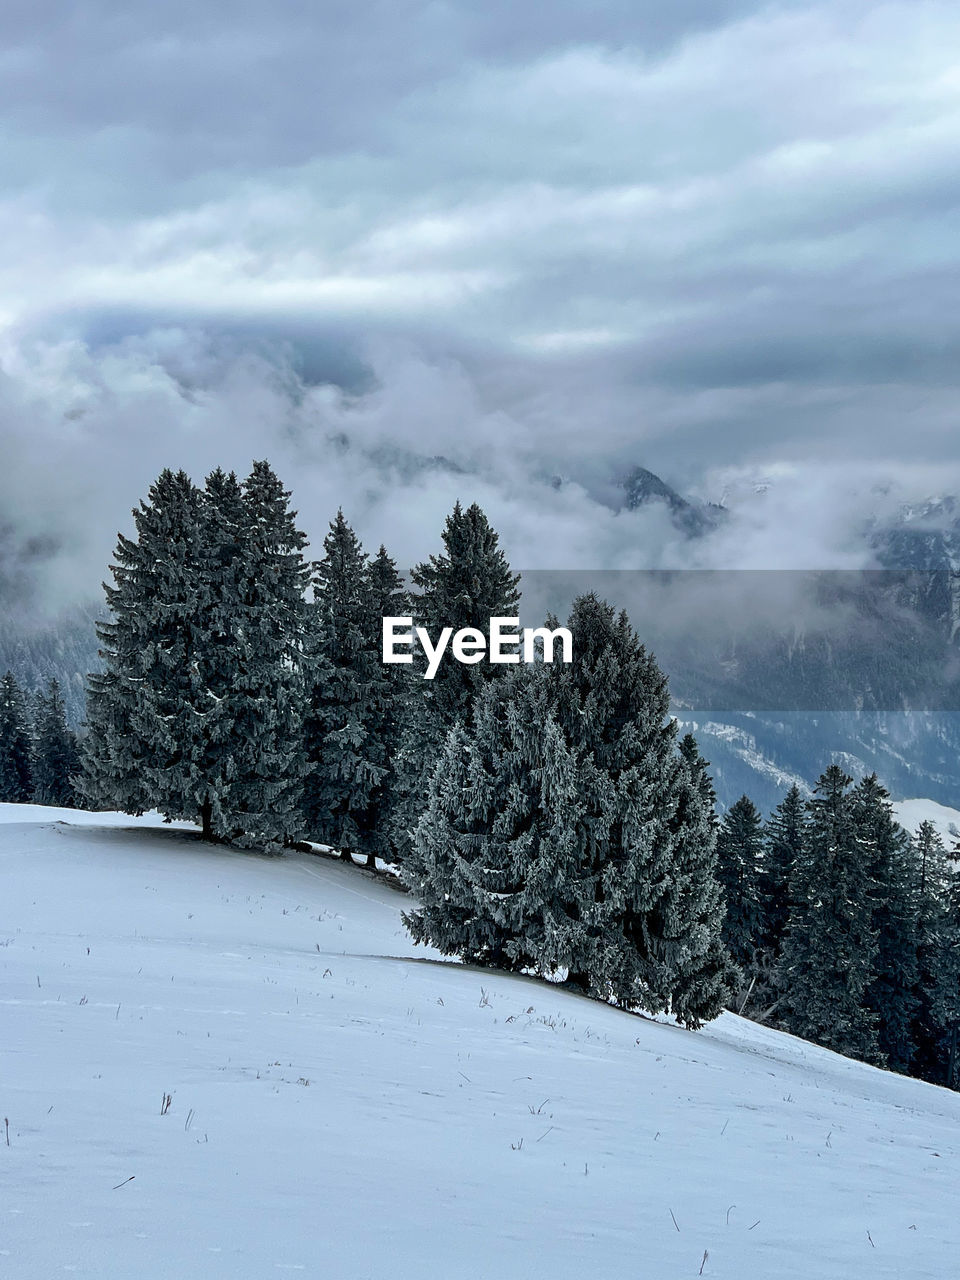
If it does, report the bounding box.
[676,710,960,814]
[619,465,726,537]
[610,466,960,810]
[3,803,960,1279]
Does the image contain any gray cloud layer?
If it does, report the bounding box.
[2,0,960,600]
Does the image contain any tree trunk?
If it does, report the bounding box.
[567,970,591,992]
[200,798,214,842]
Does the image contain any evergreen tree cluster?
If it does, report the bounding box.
[79,468,530,860]
[73,459,960,1061]
[0,671,79,806]
[715,769,960,1088]
[76,464,734,1026]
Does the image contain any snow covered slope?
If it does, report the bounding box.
[2,808,960,1279]
[893,797,960,845]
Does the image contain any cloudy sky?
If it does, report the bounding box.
[2,0,960,599]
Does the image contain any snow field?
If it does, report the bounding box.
[2,806,959,1278]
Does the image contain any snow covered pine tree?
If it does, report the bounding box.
[403,663,583,969]
[409,500,521,738]
[81,469,207,822]
[217,461,311,848]
[405,593,732,1027]
[82,462,310,849]
[303,513,406,867]
[391,501,521,862]
[547,596,731,1025]
[666,735,738,1027]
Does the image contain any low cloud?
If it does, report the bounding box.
[3,2,960,615]
[1,330,957,618]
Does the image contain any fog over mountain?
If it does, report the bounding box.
[2,329,960,614]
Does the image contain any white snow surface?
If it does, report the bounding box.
[2,804,960,1279]
[893,797,960,844]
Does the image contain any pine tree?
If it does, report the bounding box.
[410,501,521,733]
[666,736,738,1028]
[0,670,33,801]
[544,598,731,1023]
[715,795,764,973]
[941,847,960,1088]
[552,601,732,1029]
[32,678,79,807]
[188,467,250,838]
[81,469,208,823]
[910,820,953,1082]
[853,775,919,1073]
[81,462,310,848]
[779,765,881,1063]
[405,593,732,1027]
[218,460,311,847]
[394,502,521,859]
[303,512,391,865]
[527,594,675,1007]
[364,545,413,865]
[404,663,570,968]
[759,784,807,957]
[914,819,949,903]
